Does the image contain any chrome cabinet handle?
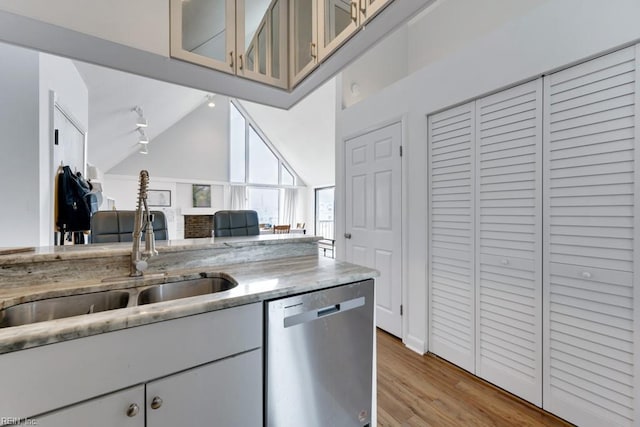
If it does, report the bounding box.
[229,51,234,68]
[239,54,244,70]
[344,233,352,239]
[151,396,163,410]
[310,42,317,59]
[126,403,139,417]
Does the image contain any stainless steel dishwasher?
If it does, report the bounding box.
[265,279,374,427]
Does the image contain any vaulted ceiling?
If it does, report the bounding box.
[74,61,208,174]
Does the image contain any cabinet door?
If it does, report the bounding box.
[358,0,392,23]
[475,80,542,405]
[318,0,359,61]
[146,349,262,427]
[543,45,639,427]
[170,0,237,74]
[290,0,318,86]
[428,102,476,372]
[28,386,144,427]
[237,0,288,88]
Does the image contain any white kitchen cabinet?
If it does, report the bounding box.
[317,0,393,61]
[146,349,262,427]
[0,303,262,424]
[358,0,392,22]
[474,79,543,405]
[290,0,318,86]
[428,102,476,373]
[170,0,288,87]
[542,45,639,427]
[21,386,145,427]
[317,0,359,61]
[237,0,288,88]
[170,0,237,74]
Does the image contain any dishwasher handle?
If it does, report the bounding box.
[317,304,340,317]
[283,296,365,328]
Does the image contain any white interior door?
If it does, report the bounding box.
[475,79,543,405]
[345,122,402,337]
[543,45,639,427]
[428,102,476,372]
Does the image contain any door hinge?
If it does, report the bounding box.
[400,304,403,316]
[399,145,403,157]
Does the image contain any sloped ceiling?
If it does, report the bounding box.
[74,61,208,173]
[240,78,336,187]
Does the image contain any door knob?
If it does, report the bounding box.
[151,396,163,410]
[344,233,352,239]
[126,403,139,417]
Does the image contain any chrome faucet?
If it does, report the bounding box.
[131,170,158,276]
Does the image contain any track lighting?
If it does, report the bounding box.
[207,94,216,108]
[137,127,149,144]
[132,106,148,128]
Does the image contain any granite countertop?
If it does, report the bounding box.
[0,234,320,265]
[0,254,378,355]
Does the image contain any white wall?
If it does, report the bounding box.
[109,102,230,182]
[0,0,169,56]
[0,43,40,247]
[407,0,551,73]
[39,53,88,246]
[0,45,87,247]
[336,0,640,353]
[341,24,408,108]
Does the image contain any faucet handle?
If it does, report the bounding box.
[135,260,148,273]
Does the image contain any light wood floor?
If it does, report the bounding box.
[377,329,573,427]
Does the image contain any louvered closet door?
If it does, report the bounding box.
[543,45,639,427]
[428,102,475,372]
[475,80,542,405]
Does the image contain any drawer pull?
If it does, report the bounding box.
[501,259,509,265]
[581,271,592,279]
[126,403,139,417]
[151,396,163,410]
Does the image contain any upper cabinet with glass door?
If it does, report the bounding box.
[317,0,393,61]
[171,0,287,87]
[289,0,318,86]
[171,0,237,74]
[359,0,392,22]
[317,0,358,60]
[170,0,394,89]
[237,0,288,88]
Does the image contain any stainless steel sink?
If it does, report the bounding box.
[137,275,238,305]
[0,291,130,328]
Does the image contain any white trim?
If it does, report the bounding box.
[231,99,306,187]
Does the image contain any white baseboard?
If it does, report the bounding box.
[403,334,425,355]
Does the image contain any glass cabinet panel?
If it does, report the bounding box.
[361,0,393,22]
[238,0,288,88]
[319,0,357,56]
[170,0,236,74]
[290,0,317,85]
